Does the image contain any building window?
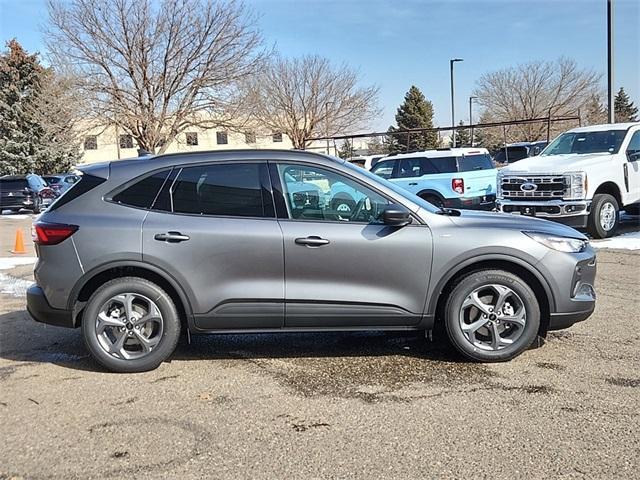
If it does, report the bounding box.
[216,131,228,145]
[119,134,134,149]
[272,132,283,143]
[186,132,198,146]
[84,135,98,150]
[244,131,256,144]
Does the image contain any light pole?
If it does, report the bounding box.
[469,96,477,147]
[325,101,333,155]
[607,0,614,123]
[450,58,463,147]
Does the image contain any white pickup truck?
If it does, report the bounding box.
[496,123,640,238]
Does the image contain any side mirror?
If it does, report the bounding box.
[628,151,640,163]
[532,147,541,156]
[382,205,412,227]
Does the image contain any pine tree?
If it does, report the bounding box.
[387,86,438,153]
[614,87,638,122]
[454,121,471,147]
[584,94,607,125]
[0,40,81,175]
[337,139,353,159]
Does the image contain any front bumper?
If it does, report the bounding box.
[497,199,591,228]
[444,194,496,211]
[544,250,597,330]
[27,284,75,328]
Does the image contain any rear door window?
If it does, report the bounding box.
[171,163,269,217]
[427,157,458,173]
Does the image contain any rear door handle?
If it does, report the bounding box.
[294,236,330,247]
[154,231,190,243]
[408,182,418,186]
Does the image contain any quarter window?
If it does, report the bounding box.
[277,164,390,223]
[171,163,265,217]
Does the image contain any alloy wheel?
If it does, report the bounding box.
[459,284,527,351]
[95,293,164,360]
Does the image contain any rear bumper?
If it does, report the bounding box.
[444,194,496,211]
[26,284,75,328]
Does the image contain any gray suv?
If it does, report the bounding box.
[27,150,597,372]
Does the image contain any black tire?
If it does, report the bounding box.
[421,194,444,208]
[587,193,619,239]
[82,277,181,373]
[331,195,356,213]
[443,270,540,362]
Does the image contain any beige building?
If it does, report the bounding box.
[79,123,299,164]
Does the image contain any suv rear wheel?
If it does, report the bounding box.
[82,277,181,373]
[443,270,540,362]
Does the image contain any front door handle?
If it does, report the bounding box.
[294,236,330,247]
[154,231,190,243]
[408,182,418,186]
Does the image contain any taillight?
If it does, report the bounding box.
[33,222,78,245]
[452,178,465,194]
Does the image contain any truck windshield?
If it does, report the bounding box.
[493,146,529,164]
[541,130,627,156]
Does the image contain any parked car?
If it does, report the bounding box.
[493,141,547,165]
[28,150,596,372]
[348,154,387,170]
[496,123,640,238]
[370,148,497,209]
[43,174,80,196]
[0,174,56,213]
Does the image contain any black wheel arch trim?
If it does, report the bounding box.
[68,260,195,327]
[425,253,556,319]
[417,189,445,201]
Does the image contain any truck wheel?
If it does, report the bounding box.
[588,194,619,239]
[82,277,181,373]
[443,270,540,362]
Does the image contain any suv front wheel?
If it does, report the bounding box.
[82,277,181,373]
[443,270,540,362]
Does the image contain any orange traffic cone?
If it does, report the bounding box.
[11,228,27,254]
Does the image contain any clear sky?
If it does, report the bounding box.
[1,0,638,131]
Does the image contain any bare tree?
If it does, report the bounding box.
[46,0,266,153]
[246,55,380,149]
[474,58,601,141]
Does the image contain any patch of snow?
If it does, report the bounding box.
[0,256,37,270]
[0,213,31,219]
[0,272,32,297]
[591,231,640,250]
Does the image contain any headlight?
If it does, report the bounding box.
[563,171,587,200]
[523,231,588,253]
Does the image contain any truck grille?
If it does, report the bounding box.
[500,176,566,200]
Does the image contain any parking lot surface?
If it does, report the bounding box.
[1,213,639,479]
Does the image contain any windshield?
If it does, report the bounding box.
[542,130,627,156]
[344,161,441,213]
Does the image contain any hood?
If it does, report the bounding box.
[502,152,612,174]
[449,209,587,240]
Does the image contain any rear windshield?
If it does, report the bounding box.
[0,179,28,190]
[48,173,106,211]
[493,146,529,163]
[458,154,494,171]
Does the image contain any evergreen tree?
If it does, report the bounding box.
[337,139,353,159]
[614,87,638,122]
[387,86,438,153]
[0,40,81,175]
[454,121,471,147]
[584,94,607,125]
